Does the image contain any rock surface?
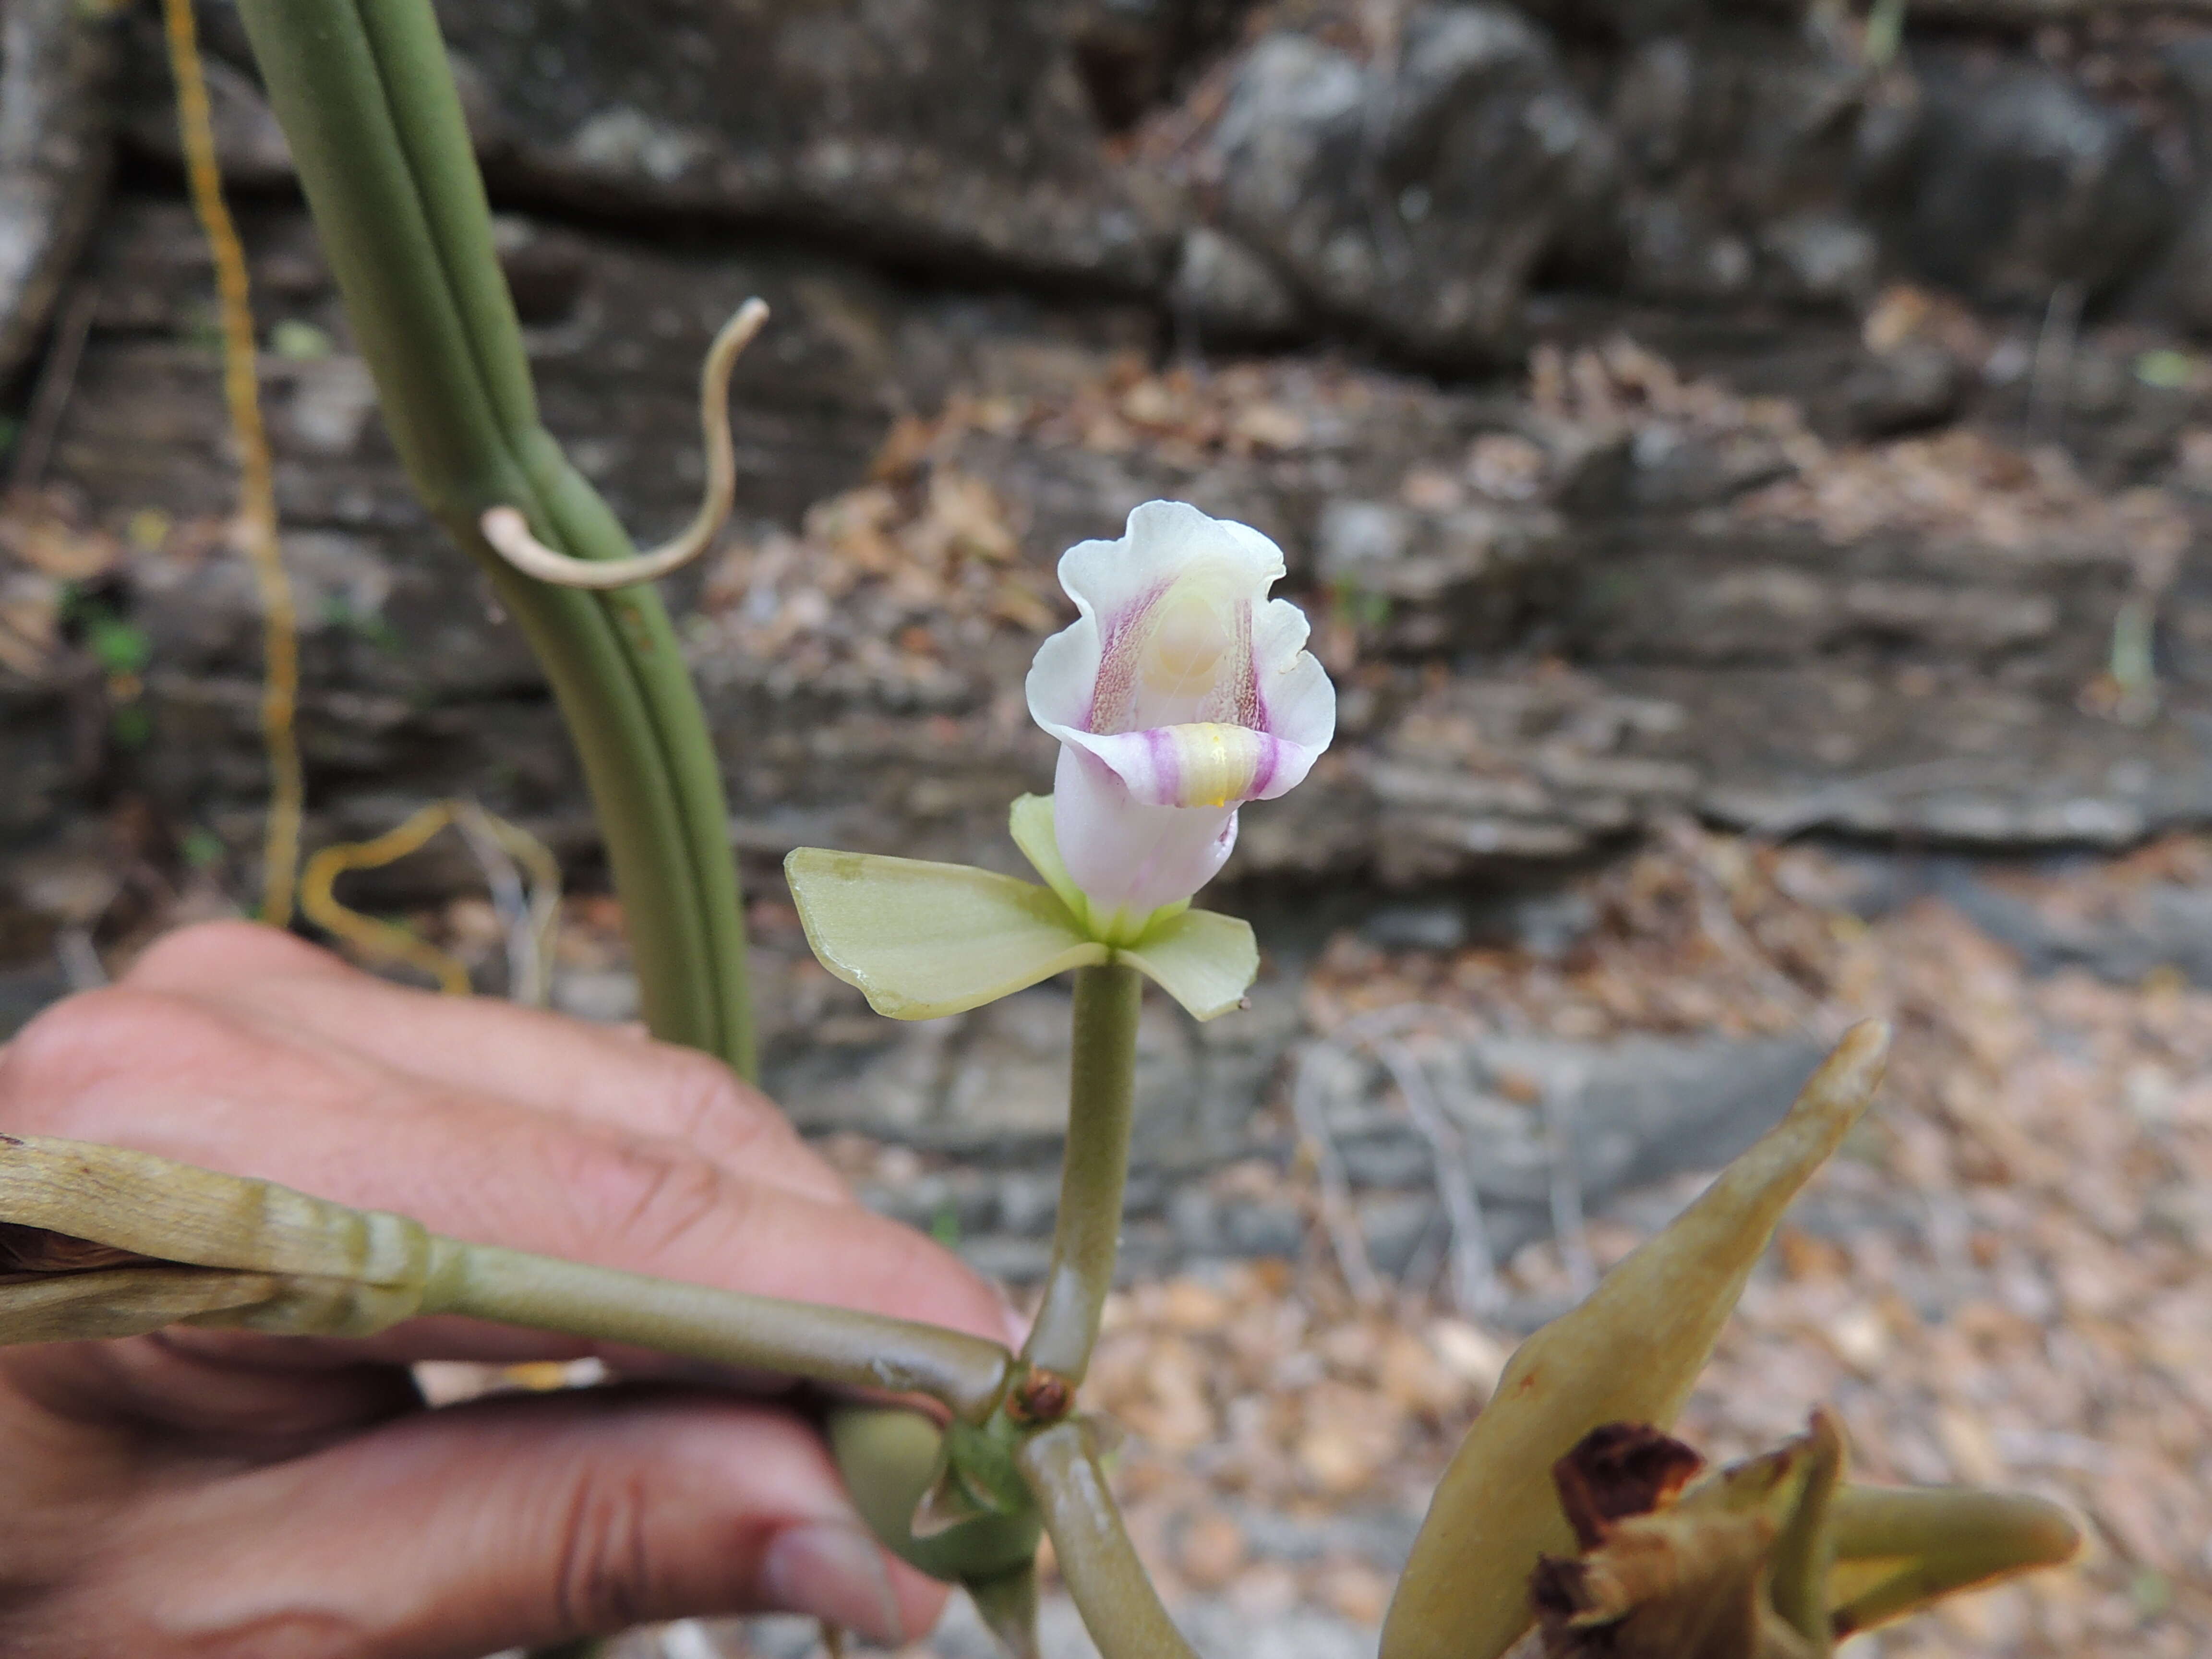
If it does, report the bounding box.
[6,187,2212,938]
[1200,10,1615,356]
[0,0,120,379]
[97,1,2212,337]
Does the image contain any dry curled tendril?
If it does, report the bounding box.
[479,297,769,589]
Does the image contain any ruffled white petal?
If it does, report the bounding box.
[1058,501,1284,630]
[1026,499,1333,917]
[1250,598,1334,743]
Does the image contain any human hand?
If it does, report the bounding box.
[0,920,1014,1657]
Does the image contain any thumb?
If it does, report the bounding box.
[81,1387,947,1657]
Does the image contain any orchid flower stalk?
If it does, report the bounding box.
[783,502,1339,1638]
[0,1133,1012,1418]
[787,504,1335,1380]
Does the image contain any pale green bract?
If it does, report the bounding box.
[784,796,1259,1022]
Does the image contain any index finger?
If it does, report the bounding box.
[1,984,1013,1349]
[123,922,847,1205]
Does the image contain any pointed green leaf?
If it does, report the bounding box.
[1827,1486,2080,1637]
[1120,908,1259,1021]
[1380,1022,1890,1659]
[829,1405,1042,1585]
[967,1563,1043,1659]
[1765,1411,1843,1653]
[785,848,1107,1019]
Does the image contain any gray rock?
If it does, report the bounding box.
[1594,28,1883,309]
[2148,37,2212,336]
[1359,902,1469,952]
[433,0,1176,289]
[0,0,120,379]
[1933,863,2212,988]
[1210,9,1613,357]
[1834,340,1967,438]
[1358,1190,1441,1275]
[12,189,2212,931]
[1303,1027,1832,1263]
[1570,534,2077,669]
[126,0,1187,291]
[1758,214,1880,307]
[1899,59,2178,310]
[1316,494,1569,653]
[118,24,293,189]
[1169,225,1304,339]
[774,928,1831,1281]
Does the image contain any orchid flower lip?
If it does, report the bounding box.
[1024,500,1335,918]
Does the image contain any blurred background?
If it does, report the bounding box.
[0,0,2209,1654]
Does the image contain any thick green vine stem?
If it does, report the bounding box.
[429,1245,1013,1423]
[231,0,755,1075]
[1017,1421,1197,1659]
[1020,962,1142,1382]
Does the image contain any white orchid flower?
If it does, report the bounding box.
[1025,501,1336,933]
[785,501,1330,1023]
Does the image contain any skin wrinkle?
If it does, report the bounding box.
[551,1458,662,1635]
[568,1135,757,1275]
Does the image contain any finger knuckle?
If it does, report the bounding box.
[125,919,328,984]
[0,988,223,1136]
[552,1463,661,1634]
[656,1049,785,1154]
[565,1135,745,1265]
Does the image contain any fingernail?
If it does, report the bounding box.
[761,1522,905,1645]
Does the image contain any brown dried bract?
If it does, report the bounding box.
[1552,1422,1707,1550]
[0,1222,155,1281]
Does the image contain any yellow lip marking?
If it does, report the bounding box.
[1160,722,1267,808]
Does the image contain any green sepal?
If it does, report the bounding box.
[1121,907,1258,1021]
[966,1563,1043,1659]
[1764,1411,1843,1650]
[788,804,1263,1022]
[1009,793,1095,932]
[785,848,1107,1020]
[941,1415,1035,1517]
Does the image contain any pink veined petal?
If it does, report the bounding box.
[1033,501,1292,740]
[1051,746,1240,919]
[1057,722,1326,809]
[1058,502,1283,636]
